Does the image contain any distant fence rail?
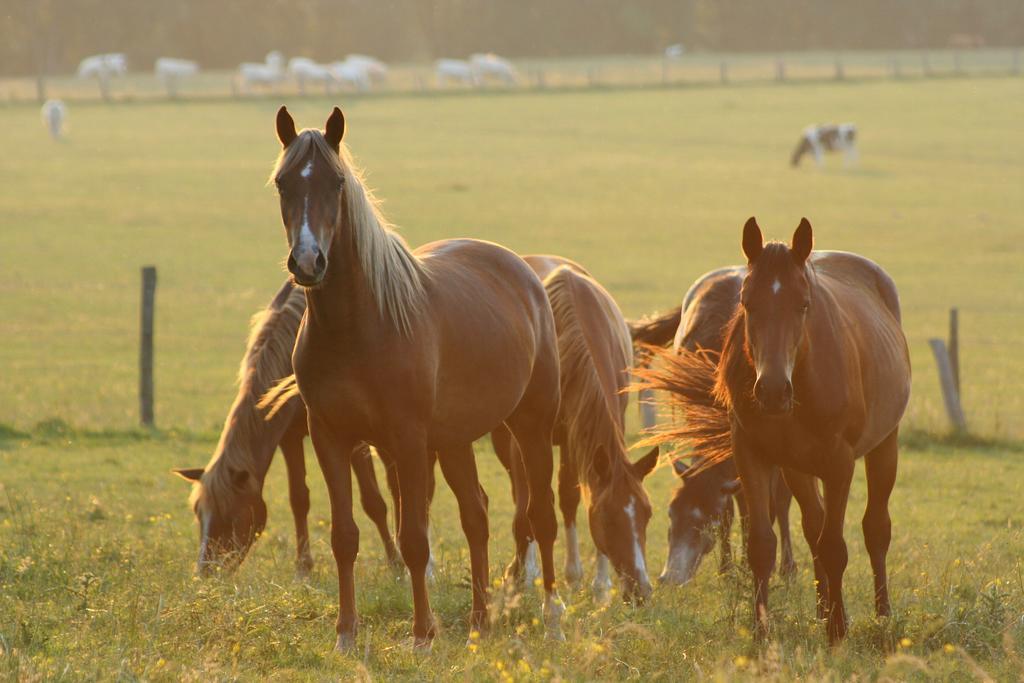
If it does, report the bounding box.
[3,48,1021,105]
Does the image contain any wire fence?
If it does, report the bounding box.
[3,48,1021,105]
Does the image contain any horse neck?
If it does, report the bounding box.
[213,387,298,484]
[303,225,375,333]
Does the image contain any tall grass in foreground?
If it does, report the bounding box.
[1,425,1022,680]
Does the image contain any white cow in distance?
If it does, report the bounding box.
[470,53,518,84]
[155,58,199,97]
[328,61,371,91]
[238,51,285,91]
[77,53,127,79]
[344,54,388,82]
[436,58,478,86]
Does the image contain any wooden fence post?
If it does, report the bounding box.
[834,56,845,80]
[948,307,960,396]
[922,51,931,77]
[140,266,157,427]
[1012,49,1020,76]
[775,59,786,82]
[720,60,729,84]
[929,307,966,433]
[891,56,901,79]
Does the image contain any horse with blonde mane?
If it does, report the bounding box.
[270,106,563,650]
[495,258,658,602]
[172,281,400,576]
[649,217,909,644]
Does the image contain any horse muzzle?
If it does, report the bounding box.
[288,248,327,286]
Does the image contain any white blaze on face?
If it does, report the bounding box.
[624,497,650,585]
[198,507,211,570]
[293,155,319,263]
[772,279,782,295]
[300,160,313,178]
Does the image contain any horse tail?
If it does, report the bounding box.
[257,374,302,420]
[632,345,732,476]
[628,306,682,348]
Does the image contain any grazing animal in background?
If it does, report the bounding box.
[76,53,127,79]
[631,267,796,586]
[664,44,686,59]
[172,281,401,576]
[495,257,659,602]
[469,53,519,84]
[435,58,478,86]
[154,58,199,97]
[288,57,335,94]
[327,60,371,92]
[343,54,388,82]
[653,217,910,644]
[40,99,66,141]
[791,124,858,168]
[270,106,565,649]
[238,51,285,92]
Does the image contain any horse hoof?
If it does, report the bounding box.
[564,563,583,587]
[412,637,433,653]
[334,632,356,653]
[545,628,566,642]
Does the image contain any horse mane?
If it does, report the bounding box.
[192,282,305,512]
[544,267,635,493]
[270,129,426,336]
[628,305,682,348]
[633,345,732,476]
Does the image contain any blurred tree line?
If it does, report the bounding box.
[4,0,1023,77]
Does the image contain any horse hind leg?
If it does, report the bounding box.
[504,361,564,640]
[862,428,898,617]
[351,443,401,568]
[437,443,490,637]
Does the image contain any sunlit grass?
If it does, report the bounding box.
[1,426,1022,679]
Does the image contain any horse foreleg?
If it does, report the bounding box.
[492,426,533,584]
[734,436,777,642]
[351,443,400,568]
[863,428,898,618]
[773,470,797,577]
[438,443,490,637]
[782,468,828,618]
[308,414,359,652]
[557,441,584,587]
[718,495,736,575]
[280,418,313,576]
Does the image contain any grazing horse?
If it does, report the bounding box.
[791,124,858,168]
[172,281,400,576]
[660,217,909,644]
[270,107,564,650]
[496,259,659,601]
[634,267,796,586]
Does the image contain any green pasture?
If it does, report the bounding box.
[1,75,1023,679]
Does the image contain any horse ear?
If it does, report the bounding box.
[720,478,742,496]
[172,467,204,483]
[276,106,297,148]
[791,217,813,264]
[324,107,345,151]
[672,458,689,478]
[632,446,659,480]
[742,217,764,264]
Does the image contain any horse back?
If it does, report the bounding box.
[675,266,745,354]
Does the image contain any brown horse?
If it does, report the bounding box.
[271,107,563,650]
[635,267,796,586]
[658,218,910,644]
[172,281,401,576]
[496,259,659,601]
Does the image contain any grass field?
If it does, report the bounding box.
[2,76,1024,679]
